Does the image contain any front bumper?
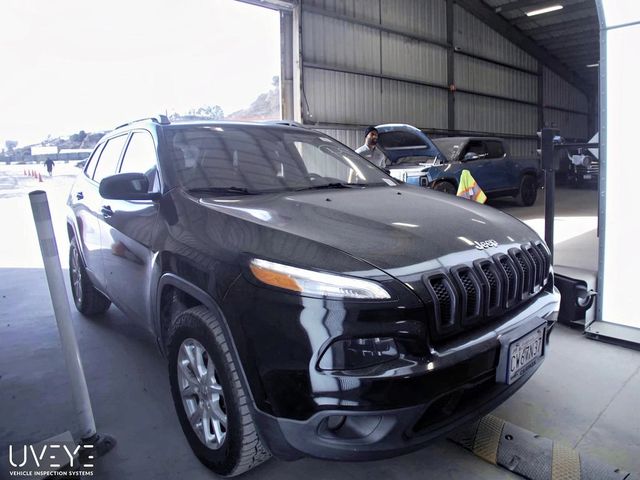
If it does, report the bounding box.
[250,288,560,461]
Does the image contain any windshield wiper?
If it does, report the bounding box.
[295,182,359,191]
[186,186,258,196]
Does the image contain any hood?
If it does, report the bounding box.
[196,185,541,276]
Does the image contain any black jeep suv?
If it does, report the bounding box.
[67,117,560,476]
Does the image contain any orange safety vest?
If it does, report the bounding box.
[456,169,487,204]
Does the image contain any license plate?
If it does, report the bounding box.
[507,327,545,384]
[583,174,592,179]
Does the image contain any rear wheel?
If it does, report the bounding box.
[516,175,538,206]
[69,238,111,315]
[433,181,457,195]
[167,306,270,477]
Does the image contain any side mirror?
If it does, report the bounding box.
[463,152,479,162]
[99,173,160,201]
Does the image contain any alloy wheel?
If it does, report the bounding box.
[70,245,83,303]
[177,338,228,450]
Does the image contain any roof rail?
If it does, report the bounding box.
[263,120,307,128]
[114,115,171,130]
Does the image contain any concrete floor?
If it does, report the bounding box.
[0,166,637,479]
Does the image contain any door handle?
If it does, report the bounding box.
[76,192,84,200]
[101,205,113,218]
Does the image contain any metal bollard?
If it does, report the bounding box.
[29,190,96,440]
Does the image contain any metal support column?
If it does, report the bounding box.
[447,0,455,131]
[280,10,294,120]
[540,128,558,260]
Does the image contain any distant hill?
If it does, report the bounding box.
[226,81,280,121]
[2,76,281,161]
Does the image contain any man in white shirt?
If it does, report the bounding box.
[355,126,388,169]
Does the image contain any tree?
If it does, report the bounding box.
[5,140,17,152]
[70,130,87,143]
[170,105,225,121]
[192,105,224,120]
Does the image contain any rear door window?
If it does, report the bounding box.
[486,141,505,159]
[464,140,487,159]
[92,134,128,183]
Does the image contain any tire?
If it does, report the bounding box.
[433,181,457,195]
[167,306,270,477]
[69,238,111,315]
[516,174,538,207]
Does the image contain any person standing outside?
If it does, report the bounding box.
[44,158,55,176]
[355,126,388,169]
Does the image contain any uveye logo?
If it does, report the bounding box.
[8,442,95,477]
[474,239,499,250]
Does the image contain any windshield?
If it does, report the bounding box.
[432,138,465,162]
[164,125,395,193]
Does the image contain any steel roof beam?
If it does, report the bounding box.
[523,18,598,36]
[537,31,599,46]
[456,0,589,95]
[511,3,596,28]
[545,43,599,55]
[495,0,587,15]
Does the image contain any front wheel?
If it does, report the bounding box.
[433,181,457,195]
[167,306,270,477]
[516,175,538,206]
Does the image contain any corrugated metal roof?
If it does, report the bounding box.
[481,0,599,88]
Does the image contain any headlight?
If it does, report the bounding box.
[249,258,391,300]
[582,156,592,167]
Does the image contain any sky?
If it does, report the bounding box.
[0,0,281,148]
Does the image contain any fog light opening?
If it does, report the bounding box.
[318,337,399,370]
[326,415,346,432]
[319,415,383,440]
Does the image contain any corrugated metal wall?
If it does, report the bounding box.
[543,67,590,139]
[296,0,589,153]
[453,5,537,71]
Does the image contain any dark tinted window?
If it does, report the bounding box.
[93,134,128,183]
[486,141,505,159]
[465,140,487,157]
[378,131,426,149]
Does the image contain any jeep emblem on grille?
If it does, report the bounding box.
[474,239,499,250]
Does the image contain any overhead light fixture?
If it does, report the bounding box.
[586,63,599,68]
[526,5,563,16]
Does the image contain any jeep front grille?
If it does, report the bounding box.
[425,275,457,335]
[422,242,551,341]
